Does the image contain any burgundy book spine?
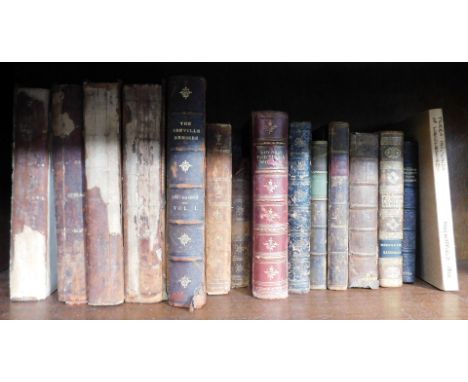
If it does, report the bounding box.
[51,85,87,304]
[251,111,288,299]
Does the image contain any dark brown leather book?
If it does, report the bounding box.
[206,123,232,295]
[378,131,404,288]
[84,83,124,306]
[122,84,165,303]
[51,85,87,304]
[252,111,288,299]
[231,159,252,288]
[348,133,379,289]
[327,121,349,290]
[10,88,57,301]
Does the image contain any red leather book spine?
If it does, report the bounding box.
[251,111,288,299]
[52,84,87,304]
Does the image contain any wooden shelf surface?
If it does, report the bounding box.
[1,261,467,320]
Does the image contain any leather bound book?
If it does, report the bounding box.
[51,85,87,304]
[402,140,418,283]
[348,133,379,289]
[231,158,252,288]
[10,88,57,301]
[378,131,404,288]
[310,141,328,290]
[84,83,124,306]
[206,123,232,295]
[288,122,311,293]
[252,111,288,300]
[166,76,207,310]
[327,122,349,290]
[122,85,165,303]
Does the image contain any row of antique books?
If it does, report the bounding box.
[9,76,458,311]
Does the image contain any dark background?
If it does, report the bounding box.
[1,62,467,270]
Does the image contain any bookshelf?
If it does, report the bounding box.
[0,63,466,318]
[0,261,466,319]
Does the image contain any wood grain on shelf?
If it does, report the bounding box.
[0,261,466,320]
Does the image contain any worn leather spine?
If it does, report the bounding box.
[348,133,379,289]
[310,141,328,289]
[122,85,165,303]
[167,76,207,309]
[252,111,288,299]
[327,122,349,290]
[10,88,57,301]
[206,123,232,295]
[288,122,311,293]
[378,131,404,288]
[402,140,418,283]
[231,159,252,288]
[51,85,87,304]
[84,83,125,306]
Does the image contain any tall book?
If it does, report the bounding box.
[231,159,252,288]
[348,133,379,289]
[83,83,124,306]
[166,76,207,309]
[10,88,57,301]
[378,131,404,288]
[51,84,87,304]
[206,123,232,295]
[252,111,288,299]
[122,84,165,303]
[407,109,458,291]
[231,158,252,288]
[288,121,311,293]
[327,122,349,290]
[402,140,418,283]
[310,141,328,290]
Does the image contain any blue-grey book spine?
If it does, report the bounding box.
[166,76,207,310]
[288,122,312,293]
[310,141,328,289]
[403,140,418,283]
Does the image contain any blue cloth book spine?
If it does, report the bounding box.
[403,140,418,283]
[288,122,312,293]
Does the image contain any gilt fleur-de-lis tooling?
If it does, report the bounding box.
[260,207,279,223]
[264,179,278,193]
[265,119,277,135]
[179,86,192,99]
[264,266,279,280]
[264,237,279,252]
[178,275,192,289]
[178,233,191,246]
[179,160,192,173]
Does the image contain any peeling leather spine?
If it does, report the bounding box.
[206,123,232,295]
[84,83,124,306]
[378,131,404,288]
[166,76,207,309]
[327,122,349,290]
[348,133,379,289]
[310,141,328,289]
[252,111,289,299]
[122,84,165,303]
[288,122,311,293]
[10,87,57,301]
[52,85,87,304]
[231,159,252,288]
